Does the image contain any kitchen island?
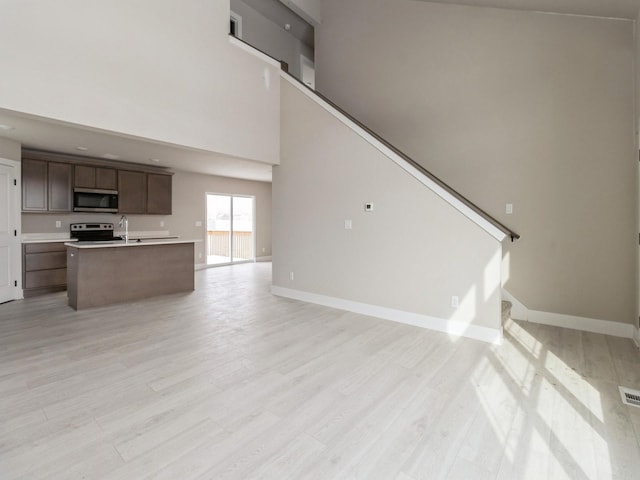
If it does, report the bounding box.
[65,239,195,310]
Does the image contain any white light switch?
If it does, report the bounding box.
[195,221,202,227]
[55,221,61,228]
[451,296,459,308]
[506,203,513,215]
[344,220,353,230]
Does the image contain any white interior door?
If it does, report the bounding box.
[0,162,17,303]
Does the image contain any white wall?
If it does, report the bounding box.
[170,170,272,264]
[0,138,21,162]
[275,80,503,339]
[316,0,637,326]
[0,0,280,165]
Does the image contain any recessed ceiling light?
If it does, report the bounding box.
[102,153,120,160]
[76,146,89,151]
[150,158,161,163]
[0,124,15,131]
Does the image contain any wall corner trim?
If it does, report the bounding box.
[280,74,507,242]
[503,289,634,339]
[272,285,503,345]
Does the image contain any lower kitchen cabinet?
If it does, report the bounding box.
[23,242,67,297]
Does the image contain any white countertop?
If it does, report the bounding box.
[23,238,78,244]
[22,233,75,244]
[65,239,196,249]
[22,230,179,244]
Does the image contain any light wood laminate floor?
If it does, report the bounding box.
[1,263,639,479]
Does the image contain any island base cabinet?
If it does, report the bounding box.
[67,243,194,310]
[23,242,68,297]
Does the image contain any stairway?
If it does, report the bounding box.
[502,300,513,324]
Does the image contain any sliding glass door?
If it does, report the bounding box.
[206,194,255,266]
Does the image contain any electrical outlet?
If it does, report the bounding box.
[195,221,202,227]
[289,272,294,281]
[344,219,352,230]
[506,203,513,215]
[160,220,165,227]
[451,296,459,308]
[55,221,61,228]
[364,203,374,212]
[262,247,266,253]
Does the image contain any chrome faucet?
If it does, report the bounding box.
[119,215,129,243]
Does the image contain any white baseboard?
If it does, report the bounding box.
[272,286,503,345]
[256,256,272,262]
[502,289,634,339]
[527,310,634,338]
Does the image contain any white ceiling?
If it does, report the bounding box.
[420,0,640,19]
[0,108,273,183]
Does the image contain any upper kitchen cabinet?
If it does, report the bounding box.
[118,170,146,214]
[48,162,72,212]
[119,171,172,215]
[22,158,72,212]
[22,158,48,211]
[147,173,172,215]
[74,165,117,190]
[22,150,173,215]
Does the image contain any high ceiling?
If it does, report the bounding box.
[1,0,639,183]
[421,0,640,19]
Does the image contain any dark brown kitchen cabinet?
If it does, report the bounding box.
[147,173,172,215]
[22,149,173,215]
[118,170,146,214]
[22,159,48,211]
[97,168,117,190]
[22,242,68,297]
[22,159,72,212]
[74,165,117,190]
[48,162,72,212]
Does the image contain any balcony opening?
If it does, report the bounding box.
[206,193,255,266]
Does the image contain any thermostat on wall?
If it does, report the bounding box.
[364,203,374,212]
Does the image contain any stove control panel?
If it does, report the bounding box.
[70,223,114,232]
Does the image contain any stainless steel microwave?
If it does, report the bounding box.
[73,188,119,213]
